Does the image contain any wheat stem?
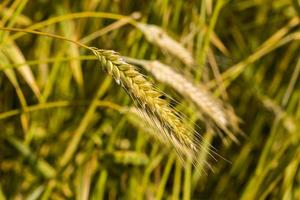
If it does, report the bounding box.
[0,27,198,163]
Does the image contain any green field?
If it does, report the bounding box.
[0,0,300,199]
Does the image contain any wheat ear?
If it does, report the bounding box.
[90,48,198,157]
[126,58,240,142]
[137,23,195,67]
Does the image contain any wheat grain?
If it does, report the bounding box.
[126,58,240,142]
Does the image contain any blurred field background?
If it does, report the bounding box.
[0,0,300,199]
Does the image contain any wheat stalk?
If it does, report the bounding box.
[126,58,240,142]
[0,27,199,164]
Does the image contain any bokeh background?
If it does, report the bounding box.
[0,0,300,199]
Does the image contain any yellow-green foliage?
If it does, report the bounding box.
[0,0,300,199]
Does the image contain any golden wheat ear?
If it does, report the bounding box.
[90,47,202,162]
